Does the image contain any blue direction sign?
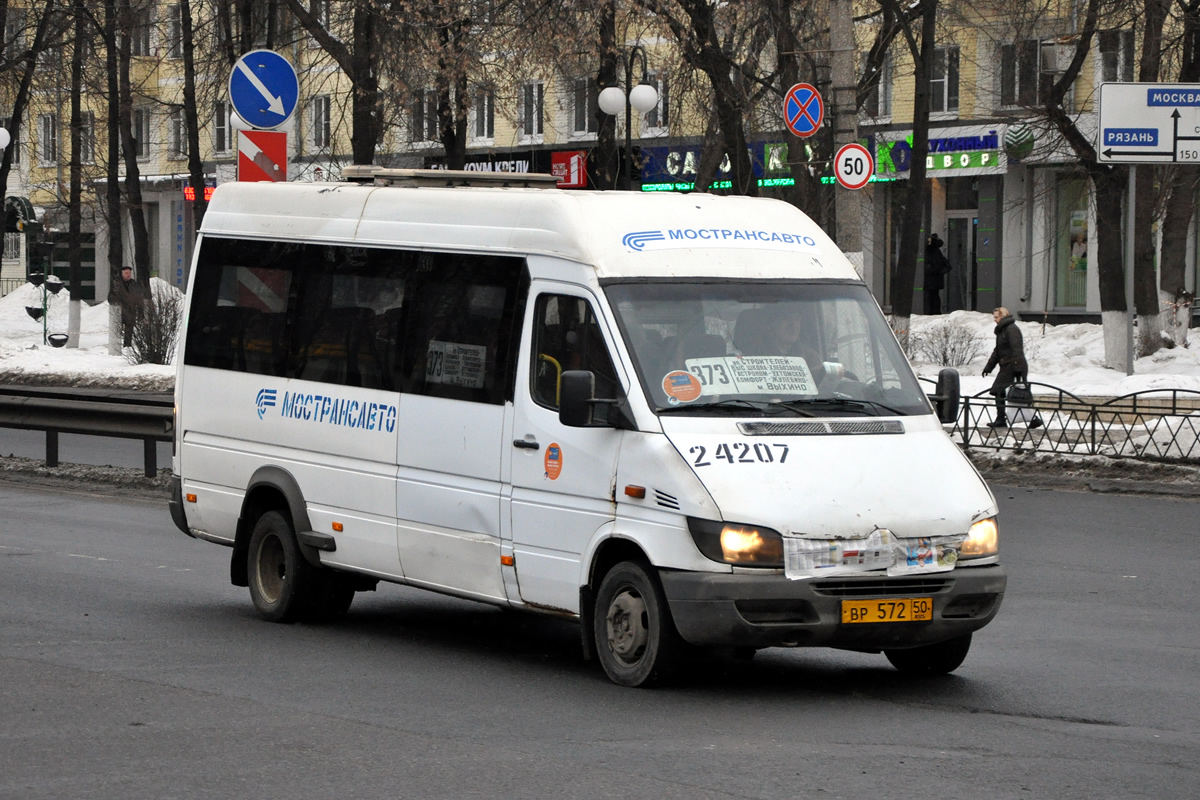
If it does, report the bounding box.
[784,83,824,139]
[1098,82,1200,163]
[229,49,299,130]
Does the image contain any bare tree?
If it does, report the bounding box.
[880,0,937,344]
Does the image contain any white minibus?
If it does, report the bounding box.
[170,168,1004,687]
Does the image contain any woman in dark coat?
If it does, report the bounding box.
[982,307,1028,428]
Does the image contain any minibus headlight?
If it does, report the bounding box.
[687,518,784,567]
[961,518,999,559]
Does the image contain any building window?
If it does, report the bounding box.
[1055,175,1089,308]
[167,4,183,59]
[130,5,152,57]
[213,101,231,153]
[521,81,543,138]
[168,107,187,159]
[5,8,25,50]
[470,0,493,26]
[80,111,95,164]
[1100,29,1135,83]
[1000,40,1039,107]
[310,95,331,150]
[863,55,892,118]
[930,46,959,114]
[133,108,151,158]
[646,72,669,130]
[573,76,598,134]
[307,0,330,47]
[38,114,57,165]
[473,87,494,140]
[0,118,19,165]
[410,89,439,143]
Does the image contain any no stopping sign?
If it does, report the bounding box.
[833,143,874,190]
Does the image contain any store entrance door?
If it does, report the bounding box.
[945,213,977,312]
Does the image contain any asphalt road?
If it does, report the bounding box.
[0,480,1196,800]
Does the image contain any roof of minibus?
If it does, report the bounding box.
[199,180,861,282]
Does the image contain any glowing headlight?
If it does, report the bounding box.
[687,518,784,567]
[962,517,999,559]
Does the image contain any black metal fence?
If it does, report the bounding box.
[949,381,1200,463]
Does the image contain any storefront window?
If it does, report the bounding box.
[1055,175,1088,308]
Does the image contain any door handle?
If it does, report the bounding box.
[513,438,540,450]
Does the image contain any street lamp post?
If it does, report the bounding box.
[25,272,64,345]
[598,45,659,191]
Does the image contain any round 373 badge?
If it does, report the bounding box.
[662,370,703,405]
[544,442,563,480]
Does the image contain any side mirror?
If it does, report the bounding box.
[932,368,961,424]
[559,370,623,428]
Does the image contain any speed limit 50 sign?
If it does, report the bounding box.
[833,143,874,190]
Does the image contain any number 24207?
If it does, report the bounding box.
[689,443,789,467]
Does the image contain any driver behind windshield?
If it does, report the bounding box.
[734,306,827,384]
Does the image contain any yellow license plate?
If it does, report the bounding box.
[841,597,933,624]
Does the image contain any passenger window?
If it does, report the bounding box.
[186,237,527,403]
[184,238,294,377]
[398,254,527,405]
[531,294,619,411]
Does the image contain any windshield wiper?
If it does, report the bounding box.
[775,397,907,417]
[657,399,805,416]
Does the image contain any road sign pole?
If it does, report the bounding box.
[1125,165,1135,375]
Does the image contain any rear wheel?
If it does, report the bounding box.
[593,561,683,687]
[885,633,972,676]
[247,510,317,623]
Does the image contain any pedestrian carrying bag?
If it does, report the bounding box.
[1006,383,1041,426]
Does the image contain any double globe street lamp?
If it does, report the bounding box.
[598,45,658,191]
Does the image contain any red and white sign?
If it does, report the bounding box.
[551,150,588,188]
[833,142,874,190]
[784,83,824,139]
[238,130,287,182]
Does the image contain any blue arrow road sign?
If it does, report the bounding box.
[229,49,299,130]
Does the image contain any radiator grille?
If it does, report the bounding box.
[739,420,905,436]
[811,577,954,597]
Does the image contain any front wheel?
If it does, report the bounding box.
[885,633,972,676]
[593,561,683,687]
[247,510,317,623]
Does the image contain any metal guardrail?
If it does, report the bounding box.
[0,277,23,298]
[948,381,1200,463]
[0,385,173,477]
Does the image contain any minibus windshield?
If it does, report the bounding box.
[604,281,930,417]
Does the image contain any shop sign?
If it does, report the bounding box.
[550,150,588,188]
[641,142,789,184]
[873,127,1006,178]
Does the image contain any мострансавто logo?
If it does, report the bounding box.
[254,388,397,433]
[622,227,820,253]
[256,388,277,419]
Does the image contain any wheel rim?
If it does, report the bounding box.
[255,533,286,604]
[605,586,648,664]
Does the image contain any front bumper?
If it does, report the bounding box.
[659,565,1006,650]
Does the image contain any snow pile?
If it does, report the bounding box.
[911,310,1200,400]
[0,280,176,389]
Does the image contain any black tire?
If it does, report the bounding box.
[247,510,316,623]
[885,633,972,676]
[593,561,683,687]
